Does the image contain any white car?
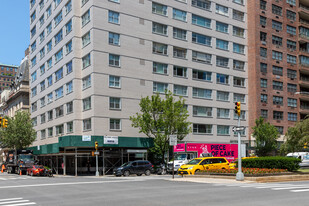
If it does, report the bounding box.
[167,153,196,173]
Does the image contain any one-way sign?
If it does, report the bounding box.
[232,126,245,132]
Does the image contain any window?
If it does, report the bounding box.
[47,92,53,103]
[109,75,120,88]
[261,110,268,118]
[192,33,211,46]
[109,54,120,67]
[39,31,45,43]
[217,108,230,119]
[260,0,266,10]
[287,83,297,93]
[217,125,230,135]
[153,62,168,75]
[273,111,283,120]
[56,124,64,136]
[173,28,187,40]
[192,0,211,11]
[272,4,282,16]
[192,51,211,64]
[217,74,229,84]
[82,10,90,26]
[260,32,267,42]
[82,53,91,68]
[287,0,296,6]
[66,41,72,54]
[55,86,63,99]
[31,102,37,112]
[82,32,91,47]
[216,56,229,67]
[65,20,72,34]
[153,42,168,55]
[272,20,282,31]
[83,97,91,110]
[67,101,73,113]
[233,43,245,54]
[233,0,244,5]
[82,0,89,6]
[233,10,244,21]
[66,61,72,74]
[272,51,282,60]
[47,40,52,53]
[233,60,245,71]
[41,130,46,139]
[67,122,73,133]
[174,85,188,96]
[192,69,211,81]
[108,11,119,24]
[260,63,267,73]
[82,75,91,89]
[288,98,297,107]
[31,26,36,38]
[300,56,309,67]
[47,75,53,87]
[31,87,37,97]
[217,91,229,101]
[40,97,45,107]
[48,127,53,137]
[287,25,296,35]
[31,71,37,82]
[261,94,268,103]
[234,93,245,103]
[54,11,63,26]
[193,106,212,117]
[273,66,283,76]
[233,77,245,87]
[46,5,52,18]
[47,23,52,35]
[287,10,296,21]
[54,29,63,45]
[40,80,45,91]
[55,68,63,81]
[216,22,228,33]
[233,26,244,38]
[273,96,283,105]
[54,0,62,7]
[287,55,296,64]
[153,82,168,93]
[193,87,212,99]
[83,119,91,131]
[287,40,296,51]
[260,79,267,88]
[110,97,121,110]
[234,111,246,120]
[173,8,187,21]
[193,124,212,134]
[65,0,72,14]
[273,81,283,90]
[55,105,64,118]
[216,39,228,50]
[110,119,121,130]
[41,114,46,124]
[109,32,120,45]
[39,15,44,26]
[173,66,187,78]
[287,69,297,79]
[260,16,266,26]
[192,14,211,28]
[173,47,187,59]
[288,113,297,121]
[31,56,37,67]
[66,81,73,94]
[153,22,168,35]
[152,2,167,16]
[31,41,36,53]
[30,0,36,8]
[272,35,282,46]
[216,4,228,16]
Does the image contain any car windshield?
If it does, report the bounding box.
[175,154,187,160]
[187,159,202,165]
[19,154,34,161]
[34,165,44,169]
[120,162,131,167]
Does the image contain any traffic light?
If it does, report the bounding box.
[304,142,308,149]
[95,141,98,150]
[235,102,241,116]
[2,118,8,128]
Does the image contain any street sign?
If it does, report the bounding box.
[169,135,177,146]
[232,126,245,132]
[94,151,99,155]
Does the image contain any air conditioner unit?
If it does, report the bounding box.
[276,45,280,48]
[290,21,294,23]
[276,120,281,123]
[262,89,266,92]
[276,91,280,94]
[276,30,279,32]
[262,11,265,14]
[262,25,266,28]
[276,105,280,108]
[262,103,267,106]
[276,61,280,64]
[276,16,279,19]
[291,78,294,80]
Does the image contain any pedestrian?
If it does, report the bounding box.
[86,160,91,174]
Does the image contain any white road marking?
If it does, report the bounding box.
[0,198,23,202]
[0,200,29,205]
[5,202,36,206]
[291,188,309,192]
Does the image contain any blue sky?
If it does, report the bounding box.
[0,1,29,66]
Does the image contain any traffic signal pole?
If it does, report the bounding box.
[95,141,99,177]
[236,115,244,181]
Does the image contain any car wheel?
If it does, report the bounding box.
[145,169,151,176]
[137,174,142,176]
[123,170,130,177]
[222,167,226,170]
[195,169,200,174]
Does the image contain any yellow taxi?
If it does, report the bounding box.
[178,157,230,175]
[229,156,258,169]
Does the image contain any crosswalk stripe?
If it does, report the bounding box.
[213,183,309,192]
[0,198,22,202]
[291,188,309,193]
[0,200,29,205]
[272,186,309,190]
[5,202,36,206]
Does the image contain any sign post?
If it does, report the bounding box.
[95,141,99,177]
[169,135,177,179]
[236,116,244,181]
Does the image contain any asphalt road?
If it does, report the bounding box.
[1,173,309,206]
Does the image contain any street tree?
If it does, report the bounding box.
[252,117,279,156]
[0,111,36,150]
[130,91,191,163]
[280,118,309,154]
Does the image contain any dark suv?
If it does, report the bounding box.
[113,160,154,176]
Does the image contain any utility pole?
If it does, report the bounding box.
[95,141,99,177]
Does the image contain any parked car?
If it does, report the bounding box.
[27,165,45,176]
[178,157,230,175]
[113,160,154,176]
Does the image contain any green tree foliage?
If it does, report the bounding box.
[0,111,36,150]
[252,117,279,156]
[280,118,309,154]
[130,91,191,162]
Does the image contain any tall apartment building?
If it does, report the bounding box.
[248,0,309,142]
[29,0,247,173]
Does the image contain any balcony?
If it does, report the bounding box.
[299,33,309,43]
[300,75,309,88]
[300,100,309,114]
[300,18,309,26]
[297,91,309,101]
